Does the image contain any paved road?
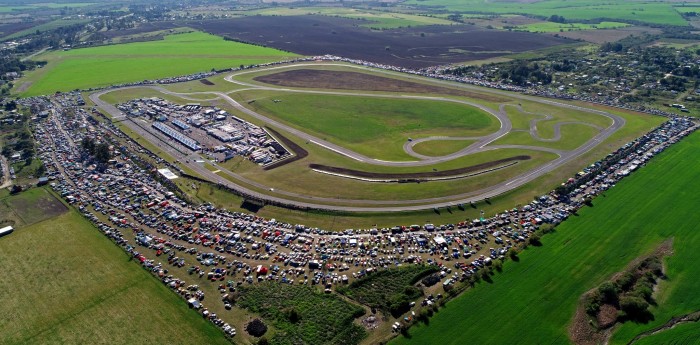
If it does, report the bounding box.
[88,62,626,212]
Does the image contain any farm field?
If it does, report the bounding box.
[2,18,91,40]
[392,131,700,345]
[16,31,297,97]
[514,21,629,33]
[238,6,454,29]
[0,188,230,345]
[185,15,571,68]
[633,322,700,345]
[404,0,689,26]
[0,2,95,13]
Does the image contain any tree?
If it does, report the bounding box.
[528,233,542,246]
[94,143,111,163]
[81,137,96,155]
[4,101,16,111]
[548,15,566,23]
[598,281,619,303]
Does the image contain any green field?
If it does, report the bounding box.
[411,139,474,157]
[17,31,297,97]
[514,21,629,33]
[404,0,688,26]
[242,93,499,161]
[392,130,700,345]
[0,189,230,345]
[633,321,700,345]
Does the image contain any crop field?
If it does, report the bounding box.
[2,18,92,40]
[0,189,230,345]
[238,6,454,29]
[16,31,297,97]
[186,15,571,68]
[514,21,629,33]
[0,2,95,12]
[236,283,366,345]
[404,0,689,26]
[392,131,700,345]
[633,322,700,345]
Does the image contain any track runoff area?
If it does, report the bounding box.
[93,61,627,212]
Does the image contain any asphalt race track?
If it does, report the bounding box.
[89,63,625,212]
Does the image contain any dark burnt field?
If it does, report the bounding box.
[254,69,510,102]
[186,15,571,68]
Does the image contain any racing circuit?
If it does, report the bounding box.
[90,62,626,212]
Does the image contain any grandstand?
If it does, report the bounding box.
[152,122,201,151]
[172,119,190,130]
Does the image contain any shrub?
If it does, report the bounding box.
[620,296,650,317]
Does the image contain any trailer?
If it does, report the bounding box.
[0,226,14,237]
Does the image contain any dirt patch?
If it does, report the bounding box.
[262,127,309,170]
[5,188,68,225]
[309,155,529,180]
[254,69,510,103]
[597,304,618,329]
[187,15,571,68]
[14,81,32,94]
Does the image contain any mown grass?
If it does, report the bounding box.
[17,31,297,97]
[241,93,499,161]
[0,193,230,345]
[492,124,600,150]
[411,139,474,157]
[392,131,700,345]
